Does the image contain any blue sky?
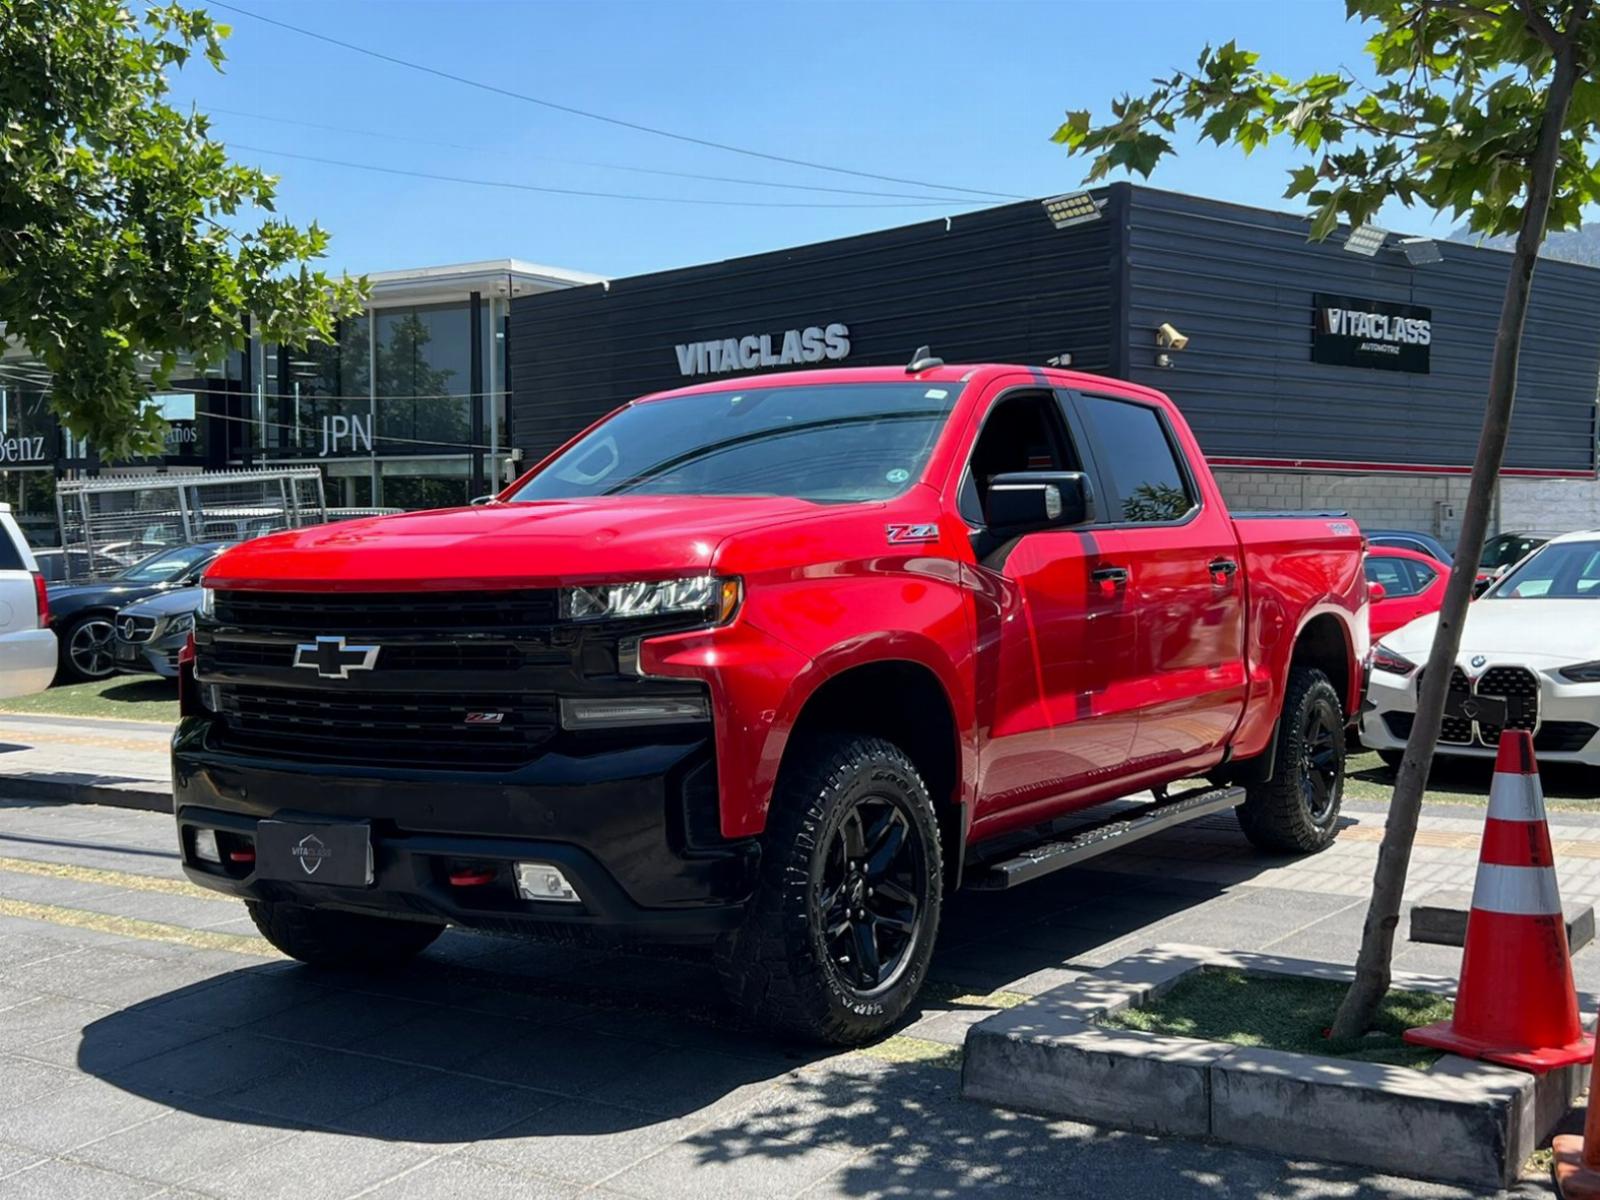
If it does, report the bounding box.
[169,0,1457,280]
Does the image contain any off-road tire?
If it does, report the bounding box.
[247,900,443,969]
[716,733,943,1045]
[1236,667,1346,854]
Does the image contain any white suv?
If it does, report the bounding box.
[0,506,57,698]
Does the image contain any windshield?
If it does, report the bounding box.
[116,544,217,584]
[510,382,963,505]
[1487,541,1600,599]
[1480,533,1548,570]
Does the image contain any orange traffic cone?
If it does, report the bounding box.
[1552,1037,1600,1197]
[1404,729,1594,1071]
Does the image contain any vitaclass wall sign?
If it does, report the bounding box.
[1311,293,1432,373]
[674,323,850,377]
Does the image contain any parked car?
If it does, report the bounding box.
[1367,529,1454,566]
[31,547,127,584]
[1475,529,1561,595]
[1364,530,1600,769]
[49,542,228,681]
[113,588,201,678]
[0,505,57,700]
[1365,547,1447,639]
[174,362,1366,1045]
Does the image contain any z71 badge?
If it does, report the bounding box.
[886,523,940,545]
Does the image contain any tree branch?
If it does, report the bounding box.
[1517,0,1567,49]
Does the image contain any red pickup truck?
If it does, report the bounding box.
[175,360,1367,1043]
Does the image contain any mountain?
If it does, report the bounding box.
[1448,223,1600,266]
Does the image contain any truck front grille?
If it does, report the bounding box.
[213,589,560,634]
[208,641,528,673]
[213,687,559,771]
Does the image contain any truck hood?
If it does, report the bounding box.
[204,496,830,589]
[1381,598,1600,667]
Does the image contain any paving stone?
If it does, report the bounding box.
[0,1157,165,1199]
[0,1077,173,1153]
[361,1155,578,1200]
[459,1026,668,1100]
[334,1068,559,1143]
[465,1101,699,1185]
[70,1104,296,1186]
[224,1044,428,1126]
[193,1127,437,1200]
[582,1046,785,1117]
[602,1130,854,1200]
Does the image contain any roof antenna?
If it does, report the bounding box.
[907,345,944,373]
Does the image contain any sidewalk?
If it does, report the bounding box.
[0,712,170,811]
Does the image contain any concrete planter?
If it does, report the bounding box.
[961,945,1586,1189]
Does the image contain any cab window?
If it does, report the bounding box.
[1076,395,1195,524]
[959,390,1080,525]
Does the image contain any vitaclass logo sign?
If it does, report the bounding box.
[1320,305,1432,350]
[674,323,850,377]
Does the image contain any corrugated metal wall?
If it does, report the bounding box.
[1120,186,1600,474]
[508,203,1115,462]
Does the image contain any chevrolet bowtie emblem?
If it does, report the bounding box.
[293,635,381,680]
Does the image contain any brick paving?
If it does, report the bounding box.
[0,712,1590,1197]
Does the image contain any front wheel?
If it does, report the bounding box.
[1237,666,1346,854]
[716,733,943,1045]
[60,614,117,682]
[247,900,443,969]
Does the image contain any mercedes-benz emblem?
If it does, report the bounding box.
[291,833,331,876]
[121,618,136,639]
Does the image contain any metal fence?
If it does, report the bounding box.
[55,468,328,581]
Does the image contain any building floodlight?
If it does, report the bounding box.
[1042,191,1104,230]
[1343,223,1389,257]
[1395,236,1443,266]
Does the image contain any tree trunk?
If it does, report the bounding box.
[1329,34,1583,1040]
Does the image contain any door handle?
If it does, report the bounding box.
[1091,566,1130,585]
[1208,558,1239,580]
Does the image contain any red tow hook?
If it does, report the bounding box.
[448,867,497,887]
[229,849,256,864]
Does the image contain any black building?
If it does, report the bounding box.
[508,184,1600,537]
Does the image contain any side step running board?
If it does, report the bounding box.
[963,784,1247,891]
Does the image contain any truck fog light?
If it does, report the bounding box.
[559,696,709,730]
[193,829,221,864]
[515,862,580,904]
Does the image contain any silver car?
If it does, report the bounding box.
[113,587,201,678]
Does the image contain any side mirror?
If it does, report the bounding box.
[984,471,1092,534]
[1368,582,1387,602]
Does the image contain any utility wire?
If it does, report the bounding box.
[210,106,984,201]
[209,0,1024,202]
[230,143,981,209]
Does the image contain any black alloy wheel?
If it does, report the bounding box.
[817,794,927,995]
[1300,694,1344,829]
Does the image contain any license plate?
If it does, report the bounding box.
[1444,690,1510,727]
[255,820,373,887]
[115,643,139,662]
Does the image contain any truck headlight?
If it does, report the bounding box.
[197,587,215,620]
[561,576,741,624]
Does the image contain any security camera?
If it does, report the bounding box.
[1156,323,1190,351]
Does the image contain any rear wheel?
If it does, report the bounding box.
[60,614,116,682]
[247,900,443,969]
[716,733,943,1045]
[1237,667,1346,854]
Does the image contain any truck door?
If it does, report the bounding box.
[1069,391,1247,774]
[960,386,1137,823]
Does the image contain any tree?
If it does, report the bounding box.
[0,0,364,460]
[1052,1,1597,1038]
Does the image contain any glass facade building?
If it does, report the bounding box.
[0,259,601,541]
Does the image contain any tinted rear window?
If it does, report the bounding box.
[1078,395,1194,523]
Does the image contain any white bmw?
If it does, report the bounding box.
[1362,530,1600,768]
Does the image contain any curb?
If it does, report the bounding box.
[0,774,169,814]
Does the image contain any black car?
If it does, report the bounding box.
[1365,529,1453,565]
[48,543,228,681]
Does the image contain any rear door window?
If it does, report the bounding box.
[1365,556,1418,597]
[1076,395,1195,524]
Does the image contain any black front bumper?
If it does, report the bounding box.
[172,717,758,944]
